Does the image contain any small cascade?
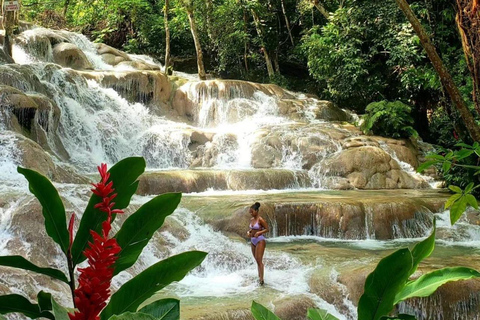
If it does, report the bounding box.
[0,132,27,190]
[2,23,478,320]
[269,202,434,240]
[378,140,434,185]
[398,288,480,320]
[435,209,480,245]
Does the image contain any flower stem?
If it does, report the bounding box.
[67,251,76,307]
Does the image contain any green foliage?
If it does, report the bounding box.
[37,291,53,313]
[251,301,281,320]
[71,156,146,266]
[114,193,182,275]
[100,251,207,319]
[307,308,340,320]
[0,157,206,320]
[445,183,478,225]
[0,295,54,319]
[357,249,413,320]
[50,297,70,320]
[0,256,68,283]
[417,142,480,223]
[394,267,480,304]
[17,167,69,254]
[300,1,438,110]
[138,298,180,320]
[360,100,418,138]
[107,312,157,320]
[251,221,479,320]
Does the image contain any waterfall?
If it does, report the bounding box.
[2,25,478,320]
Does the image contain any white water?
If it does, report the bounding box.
[1,26,478,320]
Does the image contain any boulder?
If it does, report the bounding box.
[52,42,93,70]
[0,47,14,64]
[322,146,430,189]
[0,64,49,97]
[4,131,88,183]
[83,70,172,107]
[116,60,161,71]
[94,43,131,66]
[189,190,447,241]
[310,100,349,121]
[137,169,311,195]
[0,85,38,132]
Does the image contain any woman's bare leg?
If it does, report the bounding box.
[255,240,266,284]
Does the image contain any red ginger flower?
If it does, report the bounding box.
[69,164,123,320]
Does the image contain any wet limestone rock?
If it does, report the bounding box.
[0,47,14,64]
[82,70,172,107]
[137,169,311,195]
[94,43,132,66]
[0,64,50,95]
[0,85,38,132]
[323,146,429,189]
[116,60,161,71]
[52,42,93,70]
[5,131,88,183]
[310,100,349,122]
[273,296,316,320]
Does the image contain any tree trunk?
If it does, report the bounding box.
[251,8,275,78]
[395,0,480,142]
[280,0,294,45]
[164,0,172,75]
[186,6,207,80]
[456,0,480,116]
[311,0,330,20]
[273,49,280,74]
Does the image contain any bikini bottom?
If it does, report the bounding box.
[251,235,266,246]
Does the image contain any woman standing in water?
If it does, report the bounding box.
[247,202,268,285]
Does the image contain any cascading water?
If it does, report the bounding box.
[1,25,480,320]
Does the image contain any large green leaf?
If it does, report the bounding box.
[37,291,52,313]
[108,312,157,320]
[251,301,281,320]
[0,256,68,283]
[17,167,69,254]
[100,251,206,320]
[71,157,146,266]
[416,160,437,173]
[114,193,182,275]
[138,298,179,320]
[394,267,480,304]
[410,222,435,275]
[307,308,340,320]
[448,185,462,193]
[51,296,70,320]
[0,294,54,319]
[450,196,468,225]
[444,194,462,209]
[357,248,413,320]
[465,194,479,209]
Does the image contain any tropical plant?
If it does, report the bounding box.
[0,157,206,319]
[250,220,480,320]
[360,100,418,138]
[417,141,480,222]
